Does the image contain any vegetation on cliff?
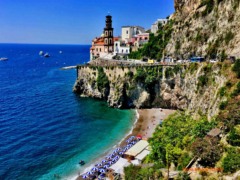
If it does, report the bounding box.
[124,60,240,179]
[128,20,174,60]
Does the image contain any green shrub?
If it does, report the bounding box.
[198,75,208,87]
[222,147,240,173]
[192,117,216,138]
[201,0,215,16]
[227,126,240,146]
[189,63,199,73]
[165,67,174,78]
[224,31,235,44]
[232,59,240,78]
[219,101,228,110]
[218,86,226,97]
[231,81,240,96]
[127,71,134,78]
[96,67,109,90]
[177,152,192,170]
[134,68,147,82]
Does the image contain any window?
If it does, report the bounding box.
[105,39,108,44]
[100,48,101,52]
[126,49,128,53]
[105,31,108,36]
[109,39,112,44]
[96,48,98,52]
[109,31,112,36]
[115,43,118,46]
[126,30,128,34]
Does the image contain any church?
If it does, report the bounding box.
[90,15,119,60]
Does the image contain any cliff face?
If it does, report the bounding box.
[168,0,240,58]
[74,64,227,119]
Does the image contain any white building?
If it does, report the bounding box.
[151,19,168,34]
[113,41,130,56]
[121,26,146,43]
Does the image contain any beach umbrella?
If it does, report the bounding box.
[104,164,110,169]
[101,159,107,163]
[99,168,106,173]
[118,151,124,155]
[106,155,112,160]
[96,163,102,167]
[116,147,121,151]
[87,171,93,175]
[91,167,98,172]
[82,174,89,179]
[109,161,115,164]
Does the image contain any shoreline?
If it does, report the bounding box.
[74,108,175,180]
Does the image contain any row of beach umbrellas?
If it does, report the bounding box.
[82,136,140,179]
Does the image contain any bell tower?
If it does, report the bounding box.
[104,15,114,53]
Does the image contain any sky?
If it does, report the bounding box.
[0,0,174,44]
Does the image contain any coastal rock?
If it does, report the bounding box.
[74,63,227,119]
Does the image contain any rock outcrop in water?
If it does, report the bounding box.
[74,63,227,119]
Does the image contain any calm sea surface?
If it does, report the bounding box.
[0,44,135,180]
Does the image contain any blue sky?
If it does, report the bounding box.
[0,0,174,44]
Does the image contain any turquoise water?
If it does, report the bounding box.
[0,44,135,180]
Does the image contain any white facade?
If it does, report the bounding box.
[114,41,130,55]
[151,19,168,34]
[121,26,145,43]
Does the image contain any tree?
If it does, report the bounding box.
[191,138,222,167]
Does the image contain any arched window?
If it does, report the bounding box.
[109,39,112,44]
[100,48,101,52]
[105,39,108,44]
[126,30,128,34]
[105,31,108,36]
[96,48,98,52]
[109,31,112,36]
[115,43,118,46]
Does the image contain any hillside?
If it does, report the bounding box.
[166,0,240,59]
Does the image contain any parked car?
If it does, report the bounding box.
[210,59,218,63]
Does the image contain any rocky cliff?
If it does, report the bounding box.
[74,63,228,119]
[167,0,240,59]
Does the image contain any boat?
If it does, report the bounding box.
[44,53,50,58]
[79,160,85,166]
[39,51,44,56]
[0,57,8,61]
[59,51,62,54]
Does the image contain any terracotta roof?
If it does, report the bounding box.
[207,128,221,137]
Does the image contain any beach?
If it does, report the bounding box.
[134,108,175,139]
[75,108,175,180]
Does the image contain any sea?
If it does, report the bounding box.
[0,44,135,180]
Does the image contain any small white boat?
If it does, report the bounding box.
[44,53,50,57]
[39,51,44,56]
[0,57,8,61]
[59,51,62,54]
